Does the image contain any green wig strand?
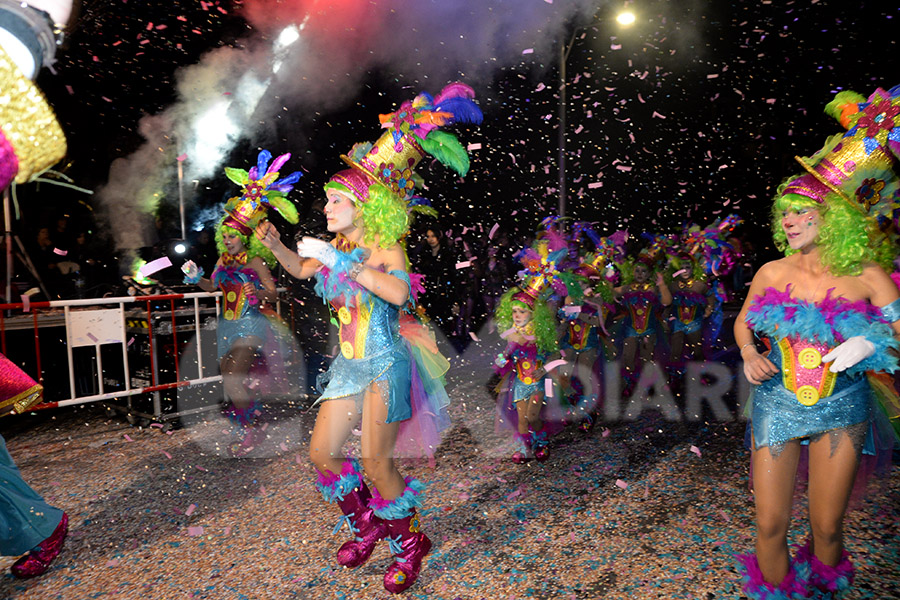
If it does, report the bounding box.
[770,176,892,276]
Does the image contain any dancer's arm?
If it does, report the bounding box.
[353,245,410,307]
[255,221,321,280]
[734,262,779,385]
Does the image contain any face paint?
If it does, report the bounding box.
[782,207,821,250]
[324,189,358,234]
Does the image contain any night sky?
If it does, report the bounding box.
[22,0,900,269]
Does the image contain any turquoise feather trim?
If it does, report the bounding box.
[316,460,362,504]
[370,478,425,520]
[314,247,370,306]
[746,289,899,377]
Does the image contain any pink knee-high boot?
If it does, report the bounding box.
[735,551,812,600]
[795,541,854,599]
[316,459,388,568]
[370,478,431,594]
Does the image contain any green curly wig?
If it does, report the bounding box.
[215,218,277,269]
[495,288,558,355]
[770,176,894,276]
[324,180,410,250]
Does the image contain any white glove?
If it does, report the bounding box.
[822,336,875,373]
[296,237,338,270]
[181,260,199,278]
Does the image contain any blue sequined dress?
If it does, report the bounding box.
[312,242,451,457]
[744,285,898,451]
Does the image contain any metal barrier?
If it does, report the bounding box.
[0,291,235,420]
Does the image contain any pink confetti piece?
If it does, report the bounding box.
[123,433,132,442]
[588,182,603,189]
[106,559,120,567]
[535,83,546,92]
[162,451,172,459]
[610,43,622,50]
[466,143,481,151]
[543,359,568,372]
[719,510,731,522]
[127,337,135,347]
[455,261,471,269]
[22,295,30,312]
[187,526,204,536]
[489,223,500,239]
[522,48,534,54]
[672,269,687,278]
[224,526,232,535]
[602,428,611,437]
[185,503,197,516]
[138,256,172,278]
[65,85,74,94]
[615,165,633,171]
[102,96,113,103]
[690,445,702,457]
[574,125,583,134]
[259,485,267,495]
[146,22,154,30]
[156,24,167,30]
[468,331,480,342]
[615,479,628,490]
[280,442,289,452]
[506,486,524,500]
[195,465,208,472]
[176,153,187,162]
[544,378,553,396]
[87,332,98,342]
[651,111,667,119]
[707,73,719,79]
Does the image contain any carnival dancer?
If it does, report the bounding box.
[182,150,301,458]
[734,85,900,600]
[257,83,480,594]
[0,354,68,578]
[615,250,673,395]
[558,226,623,430]
[0,10,72,578]
[665,250,713,366]
[494,239,566,461]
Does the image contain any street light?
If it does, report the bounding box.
[616,11,636,26]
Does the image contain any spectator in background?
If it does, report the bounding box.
[412,226,457,341]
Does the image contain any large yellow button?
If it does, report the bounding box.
[226,291,237,302]
[341,341,354,359]
[796,385,820,406]
[521,361,531,370]
[636,308,644,315]
[798,348,822,369]
[338,306,352,324]
[522,377,533,385]
[224,309,235,320]
[574,324,581,331]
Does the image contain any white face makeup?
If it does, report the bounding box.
[781,207,821,251]
[512,305,533,327]
[222,231,246,255]
[633,264,650,283]
[324,189,359,234]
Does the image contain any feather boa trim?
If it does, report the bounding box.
[314,247,370,307]
[745,285,898,376]
[621,290,659,306]
[672,291,706,307]
[316,459,363,504]
[212,264,262,287]
[735,553,812,600]
[795,541,854,595]
[369,477,425,520]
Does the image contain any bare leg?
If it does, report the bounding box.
[639,333,656,366]
[669,330,685,363]
[807,425,864,566]
[575,348,599,400]
[308,397,361,478]
[685,330,702,361]
[751,438,802,584]
[521,391,544,431]
[220,337,262,409]
[622,337,637,373]
[360,384,404,499]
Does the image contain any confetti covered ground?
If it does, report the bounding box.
[1,341,898,600]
